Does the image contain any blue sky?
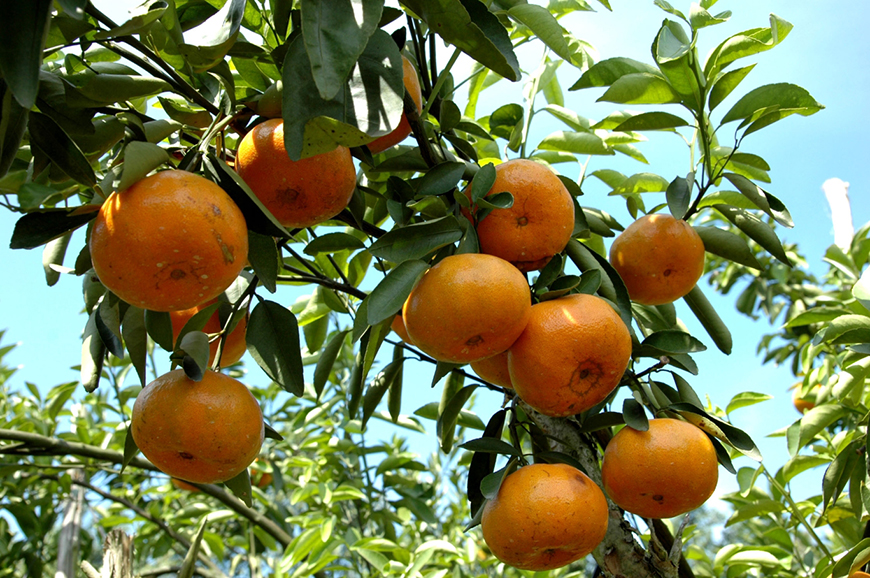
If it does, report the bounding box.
[1,0,867,507]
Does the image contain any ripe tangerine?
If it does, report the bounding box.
[601,418,719,519]
[131,369,264,484]
[367,55,423,153]
[470,350,513,389]
[466,159,575,272]
[235,119,357,228]
[89,170,248,312]
[508,293,631,417]
[170,299,248,367]
[402,253,531,364]
[480,463,608,571]
[608,213,705,306]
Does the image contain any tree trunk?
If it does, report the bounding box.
[54,468,85,578]
[80,529,135,578]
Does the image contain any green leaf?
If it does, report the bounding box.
[303,232,366,255]
[652,20,701,110]
[10,208,97,250]
[653,0,686,21]
[0,0,53,108]
[63,72,172,107]
[694,226,762,270]
[81,310,106,393]
[223,469,253,508]
[399,0,519,81]
[368,216,463,262]
[415,162,467,196]
[689,4,729,28]
[489,103,524,140]
[726,392,772,415]
[781,455,829,484]
[853,268,870,311]
[831,538,870,578]
[467,409,506,518]
[682,285,732,355]
[507,4,573,64]
[785,307,851,328]
[609,172,668,196]
[622,398,649,431]
[797,404,847,451]
[480,458,518,501]
[282,31,403,160]
[814,315,870,346]
[93,4,167,39]
[541,104,590,131]
[28,112,96,187]
[704,14,793,79]
[118,142,170,192]
[366,260,428,326]
[201,155,290,238]
[121,423,139,474]
[459,437,522,457]
[614,111,690,132]
[247,231,279,294]
[670,403,761,461]
[177,0,245,72]
[537,130,613,155]
[597,73,682,105]
[121,306,147,385]
[301,0,384,100]
[822,440,863,514]
[179,331,210,381]
[569,57,660,91]
[247,300,305,396]
[721,173,792,227]
[666,176,690,220]
[721,83,824,134]
[437,383,478,453]
[708,64,755,111]
[145,310,173,352]
[715,205,791,266]
[362,359,403,427]
[641,330,707,355]
[313,329,350,401]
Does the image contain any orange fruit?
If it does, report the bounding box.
[403,253,531,363]
[390,313,414,344]
[235,118,357,228]
[470,350,512,389]
[466,159,574,272]
[367,55,423,153]
[849,572,870,578]
[251,459,273,488]
[601,418,718,519]
[170,478,201,493]
[480,463,608,571]
[608,213,705,306]
[131,369,265,484]
[791,382,820,414]
[89,170,248,312]
[508,294,631,417]
[170,300,248,367]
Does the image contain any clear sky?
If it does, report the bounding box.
[1,0,867,508]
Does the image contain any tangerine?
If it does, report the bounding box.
[480,463,608,571]
[235,118,357,228]
[608,213,705,306]
[170,478,201,493]
[508,293,631,417]
[170,299,248,367]
[470,350,513,389]
[131,369,264,484]
[367,55,423,153]
[390,313,414,344]
[467,159,574,272]
[89,170,248,312]
[849,572,870,578]
[402,253,531,363]
[601,418,718,519]
[791,382,820,414]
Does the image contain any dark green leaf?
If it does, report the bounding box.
[366,260,428,326]
[437,383,477,453]
[480,458,518,500]
[715,205,791,265]
[301,0,384,100]
[694,225,762,269]
[459,437,522,457]
[0,0,52,108]
[642,330,707,354]
[416,162,467,196]
[682,285,732,355]
[368,215,463,262]
[467,409,506,517]
[10,208,97,251]
[610,172,668,196]
[81,311,105,393]
[145,309,173,352]
[223,469,253,508]
[362,359,403,427]
[722,173,793,227]
[29,112,96,187]
[121,423,139,474]
[247,231,279,294]
[282,31,403,160]
[179,331,209,380]
[303,232,366,255]
[670,402,762,461]
[313,329,350,401]
[0,81,30,178]
[721,83,823,130]
[822,440,863,514]
[440,100,462,132]
[247,300,305,396]
[622,398,649,431]
[507,4,573,64]
[118,142,170,192]
[666,176,690,219]
[399,0,519,81]
[489,103,524,140]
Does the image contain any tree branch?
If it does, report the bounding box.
[0,428,292,547]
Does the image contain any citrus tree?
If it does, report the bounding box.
[3,0,862,577]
